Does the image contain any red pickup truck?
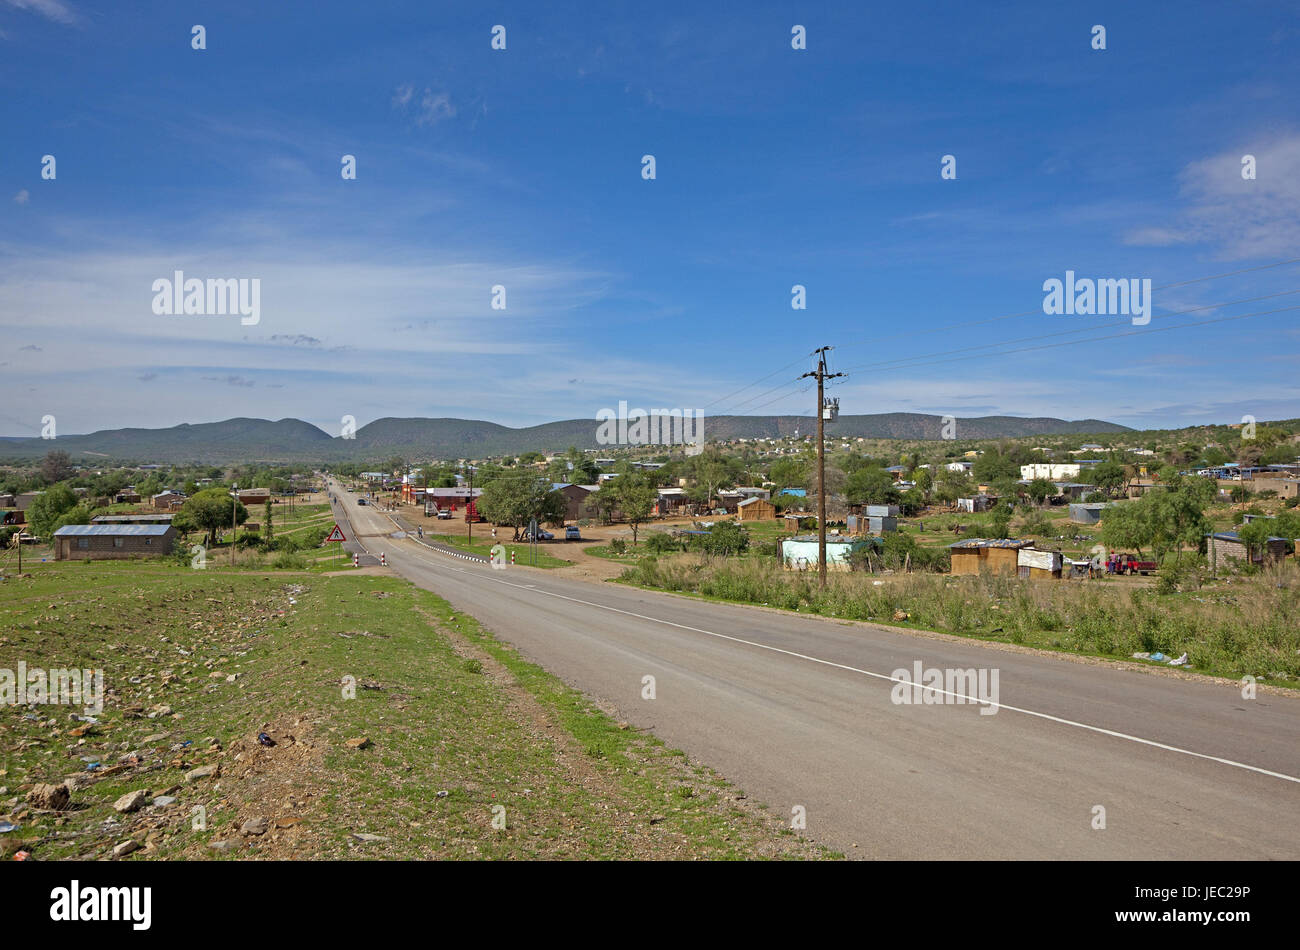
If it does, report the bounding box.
[1114,553,1157,575]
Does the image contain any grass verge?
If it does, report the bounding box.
[1,559,832,860]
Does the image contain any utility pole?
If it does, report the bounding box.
[466,465,474,545]
[801,347,843,589]
[231,482,238,567]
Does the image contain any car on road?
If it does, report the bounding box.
[357,498,367,506]
[565,526,582,541]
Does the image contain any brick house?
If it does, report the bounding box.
[1207,531,1290,571]
[54,524,176,560]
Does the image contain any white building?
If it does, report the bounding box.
[1021,463,1082,481]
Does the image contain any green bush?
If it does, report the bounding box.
[644,532,684,555]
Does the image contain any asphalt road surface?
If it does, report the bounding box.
[326,482,1300,859]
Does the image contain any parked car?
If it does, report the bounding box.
[357,498,367,506]
[525,528,554,541]
[436,508,452,519]
[565,526,582,541]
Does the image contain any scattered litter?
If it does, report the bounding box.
[1168,653,1189,667]
[0,822,18,833]
[257,732,276,747]
[352,832,388,843]
[13,850,30,861]
[1149,652,1165,662]
[1131,652,1151,660]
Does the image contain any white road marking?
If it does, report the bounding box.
[346,492,1300,787]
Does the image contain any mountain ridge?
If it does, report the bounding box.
[0,413,1132,464]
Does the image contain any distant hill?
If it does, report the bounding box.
[0,418,334,465]
[0,413,1130,465]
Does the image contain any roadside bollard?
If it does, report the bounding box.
[510,550,515,565]
[353,553,358,567]
[380,552,386,566]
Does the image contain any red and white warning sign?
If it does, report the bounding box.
[325,524,347,542]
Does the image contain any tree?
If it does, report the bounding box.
[694,453,731,509]
[611,473,657,546]
[768,457,808,493]
[176,488,248,547]
[1027,478,1056,507]
[1101,502,1154,558]
[690,521,749,557]
[844,466,899,506]
[40,449,74,484]
[1086,460,1128,498]
[477,475,565,540]
[28,484,78,537]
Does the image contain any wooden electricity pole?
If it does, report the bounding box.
[801,347,843,589]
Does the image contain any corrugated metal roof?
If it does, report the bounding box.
[949,538,1031,549]
[92,514,174,523]
[55,524,172,537]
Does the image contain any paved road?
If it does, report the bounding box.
[326,483,1300,859]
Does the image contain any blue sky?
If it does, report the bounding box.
[2,0,1298,438]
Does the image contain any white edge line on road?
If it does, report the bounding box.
[339,488,1300,787]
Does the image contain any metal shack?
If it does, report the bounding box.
[54,524,176,560]
[847,504,899,534]
[1068,502,1108,524]
[780,534,870,572]
[948,539,1032,576]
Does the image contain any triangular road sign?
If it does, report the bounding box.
[325,524,347,542]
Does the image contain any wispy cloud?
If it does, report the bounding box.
[12,189,29,204]
[393,83,455,127]
[1125,133,1300,259]
[2,0,79,26]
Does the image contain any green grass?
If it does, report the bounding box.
[614,554,1300,687]
[1,558,829,860]
[424,532,572,569]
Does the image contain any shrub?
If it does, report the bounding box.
[270,551,308,569]
[643,532,683,555]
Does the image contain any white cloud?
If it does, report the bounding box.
[2,0,79,25]
[12,189,29,204]
[392,83,455,127]
[1125,133,1300,259]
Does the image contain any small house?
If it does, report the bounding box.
[54,524,176,560]
[1069,502,1109,524]
[948,539,1033,576]
[1207,531,1290,571]
[779,535,870,572]
[736,496,777,522]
